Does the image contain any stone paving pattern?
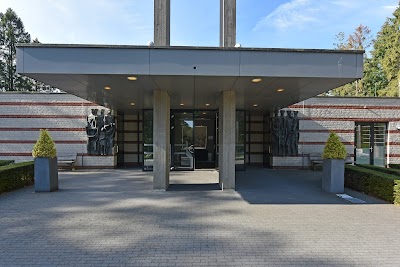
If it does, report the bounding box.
[1,168,399,267]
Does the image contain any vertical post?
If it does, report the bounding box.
[219,91,236,190]
[153,89,170,190]
[154,0,170,46]
[220,0,236,47]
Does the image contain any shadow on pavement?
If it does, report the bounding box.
[236,167,385,205]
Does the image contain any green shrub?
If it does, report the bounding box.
[323,132,347,159]
[357,164,400,176]
[389,164,400,170]
[32,129,57,158]
[0,160,14,166]
[345,165,400,204]
[0,161,34,194]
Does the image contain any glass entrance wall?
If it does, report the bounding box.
[355,124,371,165]
[373,123,387,167]
[171,112,194,170]
[236,111,245,170]
[194,111,216,169]
[143,110,153,171]
[141,109,246,170]
[355,122,387,167]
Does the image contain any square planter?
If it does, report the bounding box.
[322,159,344,193]
[34,157,58,192]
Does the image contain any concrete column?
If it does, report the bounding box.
[218,91,236,190]
[153,89,170,190]
[154,0,170,46]
[220,0,236,47]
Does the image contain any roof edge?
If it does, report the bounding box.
[16,43,365,54]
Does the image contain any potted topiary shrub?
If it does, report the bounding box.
[322,132,347,193]
[32,129,58,192]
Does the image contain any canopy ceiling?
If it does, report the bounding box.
[17,44,363,113]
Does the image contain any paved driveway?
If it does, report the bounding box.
[0,168,399,267]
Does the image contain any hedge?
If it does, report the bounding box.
[345,165,400,205]
[356,164,400,176]
[0,161,34,194]
[0,160,15,166]
[389,164,400,170]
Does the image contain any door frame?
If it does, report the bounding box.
[354,122,387,166]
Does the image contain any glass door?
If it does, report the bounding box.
[373,123,387,167]
[171,112,194,170]
[355,122,387,166]
[194,111,216,169]
[143,110,153,171]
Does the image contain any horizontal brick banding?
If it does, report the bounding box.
[0,115,83,119]
[387,154,400,157]
[300,129,354,133]
[299,141,354,145]
[290,104,400,110]
[388,142,400,145]
[0,140,86,144]
[0,102,93,106]
[0,128,85,132]
[300,117,391,122]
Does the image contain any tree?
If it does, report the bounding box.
[371,5,400,96]
[0,8,32,91]
[333,25,372,51]
[331,24,373,96]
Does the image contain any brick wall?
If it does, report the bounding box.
[0,93,105,163]
[289,97,400,166]
[245,97,400,167]
[2,93,400,168]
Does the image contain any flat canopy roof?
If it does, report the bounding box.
[17,44,363,113]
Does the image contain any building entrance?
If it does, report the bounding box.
[171,110,217,170]
[142,109,245,172]
[355,122,387,167]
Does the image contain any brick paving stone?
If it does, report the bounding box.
[0,168,399,266]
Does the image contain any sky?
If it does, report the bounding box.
[0,0,399,50]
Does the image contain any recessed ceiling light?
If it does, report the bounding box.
[104,86,111,90]
[127,76,137,81]
[203,112,206,115]
[252,78,262,83]
[277,88,285,92]
[180,103,184,106]
[253,104,258,107]
[130,102,135,106]
[205,103,210,106]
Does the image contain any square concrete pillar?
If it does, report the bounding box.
[220,0,236,47]
[219,90,236,190]
[153,89,170,190]
[154,0,170,46]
